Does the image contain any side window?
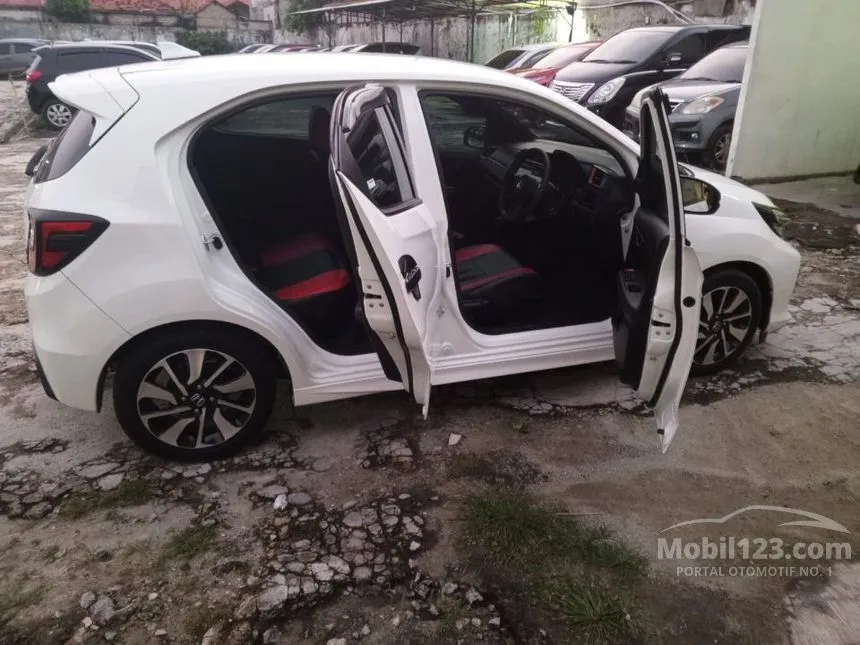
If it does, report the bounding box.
[57,51,101,72]
[103,51,151,66]
[345,108,413,209]
[421,95,487,153]
[639,106,667,219]
[668,34,705,65]
[215,95,336,138]
[0,44,11,55]
[13,43,35,54]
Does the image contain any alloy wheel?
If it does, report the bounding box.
[136,348,257,450]
[694,286,753,368]
[45,102,73,128]
[712,132,731,169]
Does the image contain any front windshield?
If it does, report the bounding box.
[583,30,672,64]
[681,46,747,82]
[532,44,594,69]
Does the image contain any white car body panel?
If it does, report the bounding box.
[23,54,800,438]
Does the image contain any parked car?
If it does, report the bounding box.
[551,24,750,127]
[510,40,601,87]
[23,55,799,461]
[353,43,421,54]
[485,43,559,70]
[328,44,362,52]
[0,38,49,77]
[269,43,317,52]
[25,43,159,129]
[157,41,202,59]
[237,44,268,53]
[97,40,163,58]
[623,42,748,170]
[254,44,278,53]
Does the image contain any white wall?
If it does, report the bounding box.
[728,0,860,181]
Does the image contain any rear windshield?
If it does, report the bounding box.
[34,111,96,183]
[680,45,747,83]
[486,49,524,69]
[583,30,673,64]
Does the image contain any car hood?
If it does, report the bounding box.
[683,164,776,217]
[516,66,561,78]
[553,60,634,84]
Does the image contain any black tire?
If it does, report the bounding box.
[113,327,277,461]
[704,123,733,171]
[691,268,762,377]
[41,99,75,130]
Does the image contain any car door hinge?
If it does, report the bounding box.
[201,234,223,251]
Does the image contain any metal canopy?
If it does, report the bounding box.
[291,0,570,21]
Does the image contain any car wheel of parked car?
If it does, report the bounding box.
[691,269,762,376]
[113,327,277,461]
[42,100,74,130]
[705,124,733,171]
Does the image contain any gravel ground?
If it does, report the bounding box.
[0,133,859,645]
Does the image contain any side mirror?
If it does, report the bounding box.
[664,52,683,67]
[682,177,720,214]
[463,124,486,150]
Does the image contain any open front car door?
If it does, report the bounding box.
[613,87,704,453]
[330,84,446,417]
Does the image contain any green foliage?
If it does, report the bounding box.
[44,0,89,23]
[284,0,325,33]
[176,30,234,55]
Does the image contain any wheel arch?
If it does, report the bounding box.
[704,260,773,331]
[96,319,292,412]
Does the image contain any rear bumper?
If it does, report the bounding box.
[25,271,130,412]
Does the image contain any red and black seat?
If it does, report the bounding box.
[455,244,540,325]
[256,233,355,334]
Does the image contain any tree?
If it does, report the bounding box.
[176,30,234,55]
[44,0,89,22]
[284,0,325,33]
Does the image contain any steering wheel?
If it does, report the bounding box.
[498,148,552,221]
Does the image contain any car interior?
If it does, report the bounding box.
[189,90,636,356]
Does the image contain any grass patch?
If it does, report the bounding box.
[542,579,633,645]
[460,490,647,644]
[161,524,218,562]
[61,479,157,520]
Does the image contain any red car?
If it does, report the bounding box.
[510,41,602,86]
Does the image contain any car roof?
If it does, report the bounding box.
[40,42,157,53]
[0,37,47,43]
[625,24,745,34]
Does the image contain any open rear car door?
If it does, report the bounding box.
[330,84,446,416]
[613,87,704,453]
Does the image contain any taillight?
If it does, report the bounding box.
[27,210,108,276]
[25,69,42,85]
[529,70,557,86]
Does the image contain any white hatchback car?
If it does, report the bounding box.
[23,54,800,461]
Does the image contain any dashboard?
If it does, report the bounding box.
[478,140,634,219]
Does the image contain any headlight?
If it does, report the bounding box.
[753,202,785,237]
[587,77,625,105]
[678,95,725,115]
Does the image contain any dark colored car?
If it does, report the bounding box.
[0,38,49,78]
[551,24,750,127]
[510,40,602,87]
[353,42,421,54]
[26,43,159,129]
[623,42,748,169]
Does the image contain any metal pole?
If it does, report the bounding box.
[382,7,386,51]
[469,0,476,62]
[430,18,435,56]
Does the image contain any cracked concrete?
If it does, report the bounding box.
[1,133,859,644]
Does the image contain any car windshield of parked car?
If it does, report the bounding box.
[486,49,525,69]
[680,46,747,83]
[582,30,671,64]
[530,44,593,69]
